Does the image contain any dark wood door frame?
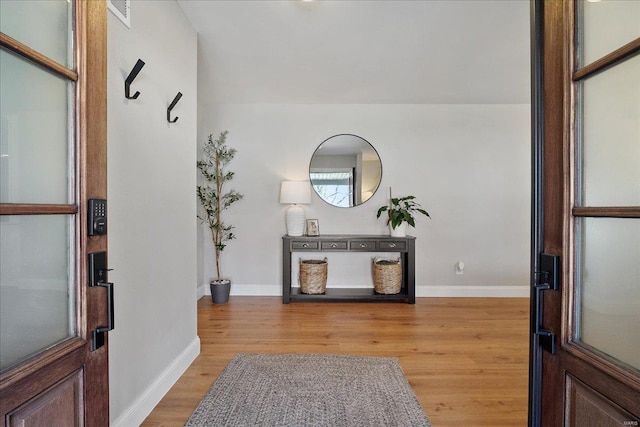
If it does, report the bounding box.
[0,1,109,425]
[529,1,571,423]
[529,0,567,423]
[529,1,640,426]
[81,1,109,424]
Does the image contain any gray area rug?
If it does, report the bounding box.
[185,353,431,427]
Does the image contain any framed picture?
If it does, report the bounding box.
[306,219,320,236]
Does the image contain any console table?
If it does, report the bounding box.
[282,235,416,304]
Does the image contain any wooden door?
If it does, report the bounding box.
[0,1,108,425]
[530,0,640,425]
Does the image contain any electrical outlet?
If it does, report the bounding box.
[455,261,464,275]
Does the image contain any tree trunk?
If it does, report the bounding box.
[214,150,223,279]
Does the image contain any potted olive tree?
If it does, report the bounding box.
[377,195,430,237]
[197,131,244,303]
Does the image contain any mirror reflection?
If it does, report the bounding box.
[309,134,382,208]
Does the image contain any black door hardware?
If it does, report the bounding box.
[534,253,560,354]
[89,251,115,351]
[88,199,107,236]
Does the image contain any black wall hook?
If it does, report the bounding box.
[167,92,183,123]
[125,59,145,99]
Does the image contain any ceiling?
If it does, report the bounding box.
[177,0,531,105]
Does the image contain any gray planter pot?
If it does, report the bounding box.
[210,279,231,304]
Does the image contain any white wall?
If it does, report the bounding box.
[107,1,198,425]
[197,103,531,297]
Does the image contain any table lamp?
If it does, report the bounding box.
[280,181,311,236]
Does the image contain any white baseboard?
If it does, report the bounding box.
[111,336,201,427]
[198,283,529,299]
[417,285,529,298]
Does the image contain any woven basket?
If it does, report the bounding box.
[299,258,328,294]
[372,258,402,294]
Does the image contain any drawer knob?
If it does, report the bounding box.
[360,243,367,248]
[388,243,396,248]
[330,243,338,248]
[302,243,309,248]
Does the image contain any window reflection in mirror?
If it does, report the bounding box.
[309,134,382,208]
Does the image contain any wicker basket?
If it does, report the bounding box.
[372,258,402,294]
[299,258,328,294]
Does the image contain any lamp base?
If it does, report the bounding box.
[285,205,305,236]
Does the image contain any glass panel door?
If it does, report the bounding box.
[577,217,640,371]
[579,54,640,207]
[0,0,73,67]
[0,0,76,372]
[0,215,74,369]
[580,0,640,67]
[0,49,73,205]
[573,0,640,377]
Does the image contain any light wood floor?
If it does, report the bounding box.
[142,297,530,427]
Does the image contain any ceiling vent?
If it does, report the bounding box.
[108,0,130,28]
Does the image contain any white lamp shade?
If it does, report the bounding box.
[280,181,311,204]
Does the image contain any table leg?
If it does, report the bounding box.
[282,240,291,304]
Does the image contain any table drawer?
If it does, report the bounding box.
[292,241,319,250]
[321,241,348,250]
[379,241,406,250]
[350,240,377,250]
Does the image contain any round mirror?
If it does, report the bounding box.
[309,134,382,208]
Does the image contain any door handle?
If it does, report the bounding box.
[534,254,559,354]
[534,281,555,354]
[89,251,115,351]
[95,281,114,333]
[91,280,115,351]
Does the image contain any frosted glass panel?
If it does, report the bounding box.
[0,49,72,204]
[578,218,640,371]
[580,0,640,67]
[0,0,72,67]
[0,215,75,371]
[580,54,640,207]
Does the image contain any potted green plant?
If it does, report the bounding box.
[376,195,430,237]
[197,131,244,303]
